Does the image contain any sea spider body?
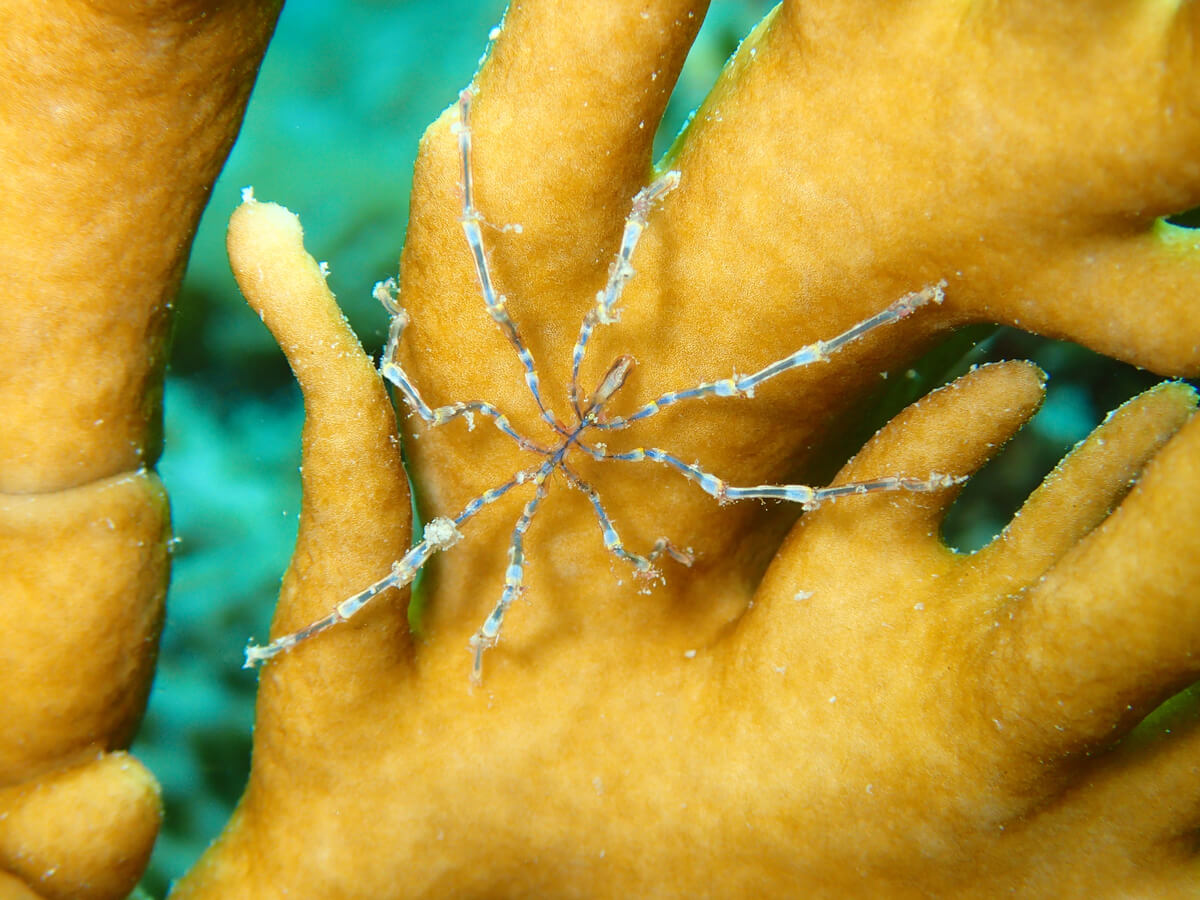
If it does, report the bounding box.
[245,87,957,681]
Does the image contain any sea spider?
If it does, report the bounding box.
[245,87,958,681]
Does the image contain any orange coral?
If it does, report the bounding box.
[172,1,1200,897]
[0,2,280,897]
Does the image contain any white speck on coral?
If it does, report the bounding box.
[683,649,696,659]
[794,590,813,602]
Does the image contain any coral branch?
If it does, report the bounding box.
[227,195,412,672]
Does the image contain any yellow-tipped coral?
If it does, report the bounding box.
[172,1,1200,896]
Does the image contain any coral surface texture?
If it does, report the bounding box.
[4,0,1200,898]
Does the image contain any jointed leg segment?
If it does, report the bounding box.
[591,283,946,430]
[455,89,568,437]
[580,441,963,510]
[244,468,537,667]
[562,465,693,575]
[568,170,682,418]
[469,463,555,682]
[376,278,550,454]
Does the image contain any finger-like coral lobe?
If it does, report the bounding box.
[0,2,282,896]
[227,196,413,676]
[0,0,282,492]
[0,472,168,782]
[0,752,161,900]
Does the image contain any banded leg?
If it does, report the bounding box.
[581,442,963,510]
[455,89,567,436]
[375,278,551,455]
[562,465,692,576]
[568,169,681,418]
[469,463,555,683]
[244,469,542,667]
[593,283,945,430]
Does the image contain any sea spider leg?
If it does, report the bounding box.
[580,442,963,511]
[469,461,555,682]
[455,88,569,437]
[567,170,681,419]
[592,283,946,431]
[560,464,692,576]
[375,278,551,454]
[243,468,542,667]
